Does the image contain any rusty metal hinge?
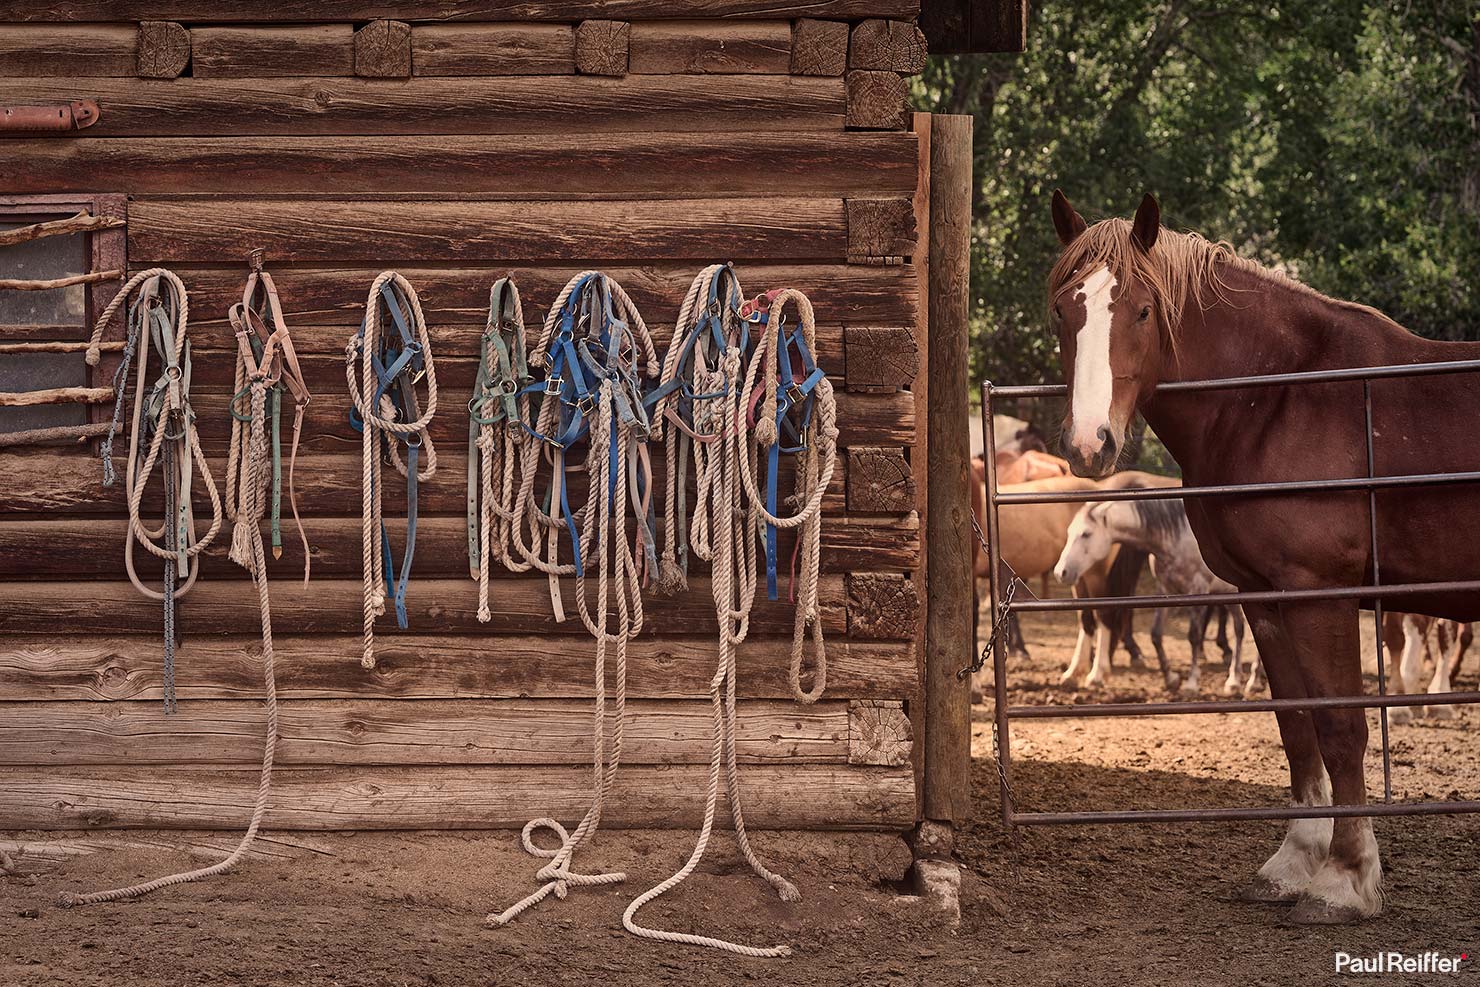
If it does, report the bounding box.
[0,100,100,133]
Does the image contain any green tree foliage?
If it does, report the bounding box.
[915,1,1480,393]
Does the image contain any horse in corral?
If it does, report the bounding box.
[1380,612,1475,722]
[993,413,1050,457]
[1054,496,1261,697]
[995,449,1073,485]
[1047,189,1480,923]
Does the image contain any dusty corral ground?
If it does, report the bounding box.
[3,606,1476,986]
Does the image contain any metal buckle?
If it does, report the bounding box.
[544,375,563,396]
[499,378,518,394]
[577,394,596,417]
[786,383,805,407]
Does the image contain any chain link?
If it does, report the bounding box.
[959,512,1021,681]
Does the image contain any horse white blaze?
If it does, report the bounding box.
[1068,266,1119,458]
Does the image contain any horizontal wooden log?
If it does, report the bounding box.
[846,69,908,130]
[0,75,846,135]
[165,263,918,328]
[575,19,629,76]
[136,20,190,79]
[0,422,110,448]
[846,446,915,513]
[845,571,919,640]
[791,18,849,76]
[0,577,856,638]
[628,20,791,75]
[847,19,927,74]
[0,514,918,579]
[0,211,123,248]
[0,1,922,22]
[847,699,912,766]
[191,25,355,78]
[847,196,917,261]
[6,132,919,195]
[0,633,918,701]
[0,763,916,831]
[0,698,852,766]
[354,19,411,78]
[0,451,848,517]
[0,269,121,291]
[0,340,123,353]
[411,23,575,75]
[127,198,847,263]
[0,385,112,407]
[844,325,917,391]
[0,24,135,76]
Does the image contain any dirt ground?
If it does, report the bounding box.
[3,606,1477,986]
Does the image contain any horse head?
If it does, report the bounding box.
[1047,190,1169,478]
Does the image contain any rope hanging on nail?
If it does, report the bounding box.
[467,277,532,622]
[624,263,800,958]
[738,288,839,704]
[346,272,438,670]
[85,268,223,715]
[490,271,658,929]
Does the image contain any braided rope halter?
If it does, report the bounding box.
[490,271,658,929]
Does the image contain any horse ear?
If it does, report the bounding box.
[1052,189,1087,246]
[1131,193,1161,252]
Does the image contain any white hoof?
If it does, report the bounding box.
[1222,677,1240,696]
[1180,677,1199,695]
[1058,668,1079,686]
[1290,858,1383,924]
[1082,669,1108,690]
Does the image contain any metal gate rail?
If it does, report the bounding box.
[980,356,1480,828]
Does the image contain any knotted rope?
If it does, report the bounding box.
[491,272,657,928]
[226,259,312,584]
[468,278,531,621]
[59,276,275,909]
[85,268,222,714]
[346,272,439,669]
[624,264,800,958]
[738,289,838,704]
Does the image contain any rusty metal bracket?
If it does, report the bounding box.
[1,100,100,133]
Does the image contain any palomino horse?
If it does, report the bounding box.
[1047,190,1480,924]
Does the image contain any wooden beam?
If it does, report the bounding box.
[846,70,908,130]
[0,75,844,135]
[411,23,575,76]
[135,21,190,79]
[354,19,411,78]
[0,211,123,248]
[844,326,918,391]
[848,19,927,74]
[922,0,1028,55]
[191,25,355,78]
[846,196,917,262]
[5,132,920,195]
[846,447,916,513]
[0,269,122,291]
[0,764,916,831]
[575,19,630,76]
[0,386,112,408]
[0,698,851,766]
[0,1,924,22]
[790,19,849,77]
[126,197,848,263]
[0,633,918,702]
[628,20,790,75]
[848,700,912,766]
[923,113,974,823]
[845,572,919,640]
[0,25,136,76]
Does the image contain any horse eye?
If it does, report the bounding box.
[1138,306,1151,322]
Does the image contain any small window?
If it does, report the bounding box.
[0,216,90,433]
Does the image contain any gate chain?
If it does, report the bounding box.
[959,512,1022,681]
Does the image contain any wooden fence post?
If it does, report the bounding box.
[922,113,974,823]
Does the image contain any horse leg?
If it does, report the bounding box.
[1150,606,1180,692]
[1060,620,1093,686]
[1121,609,1146,668]
[1390,615,1426,724]
[1214,605,1233,661]
[1282,601,1383,923]
[1007,612,1031,660]
[1426,620,1459,720]
[1447,623,1474,687]
[1238,602,1333,904]
[1082,616,1114,689]
[1222,605,1244,696]
[1182,607,1205,694]
[1236,608,1263,697]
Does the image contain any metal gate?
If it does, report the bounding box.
[976,358,1480,827]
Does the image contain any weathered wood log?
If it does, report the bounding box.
[923,113,974,823]
[6,132,919,195]
[846,197,917,262]
[848,19,927,74]
[844,326,918,391]
[0,269,121,291]
[0,386,112,407]
[0,633,917,701]
[0,211,124,248]
[575,19,630,76]
[845,572,920,640]
[0,577,855,639]
[0,698,851,766]
[0,25,136,76]
[0,0,923,22]
[411,23,575,75]
[127,197,847,264]
[0,422,111,448]
[0,764,916,831]
[0,451,848,517]
[0,514,919,579]
[0,340,123,354]
[847,699,912,766]
[628,20,790,75]
[136,20,190,79]
[191,25,355,78]
[168,263,917,329]
[353,19,411,78]
[846,70,909,130]
[847,447,915,513]
[789,19,849,76]
[0,76,846,135]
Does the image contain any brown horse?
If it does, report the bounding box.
[1047,190,1480,924]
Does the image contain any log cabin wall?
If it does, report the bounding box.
[0,1,930,833]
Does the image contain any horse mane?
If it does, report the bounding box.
[1127,496,1189,543]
